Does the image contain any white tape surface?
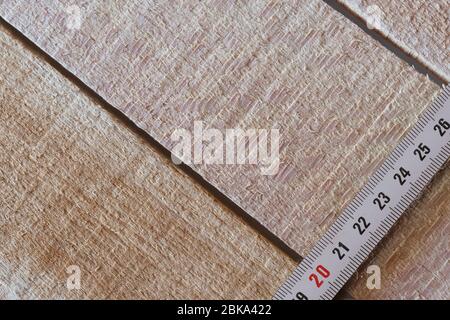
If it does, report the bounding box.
[274,86,450,300]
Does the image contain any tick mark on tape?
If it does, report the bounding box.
[274,85,450,300]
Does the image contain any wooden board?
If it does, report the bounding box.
[0,25,295,299]
[0,1,448,299]
[338,0,449,82]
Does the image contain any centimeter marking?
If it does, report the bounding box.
[274,85,450,300]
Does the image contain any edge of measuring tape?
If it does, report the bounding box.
[274,85,450,300]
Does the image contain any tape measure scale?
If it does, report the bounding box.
[274,85,450,300]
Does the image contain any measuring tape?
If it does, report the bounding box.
[274,85,450,300]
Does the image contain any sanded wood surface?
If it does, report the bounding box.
[0,25,296,299]
[338,0,449,82]
[0,1,448,299]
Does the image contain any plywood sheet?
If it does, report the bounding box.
[0,25,295,299]
[338,0,449,82]
[1,1,448,299]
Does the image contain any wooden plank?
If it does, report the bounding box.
[338,0,449,82]
[0,25,295,299]
[0,1,447,299]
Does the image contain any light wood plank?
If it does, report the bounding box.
[0,1,447,299]
[338,0,449,82]
[0,25,295,299]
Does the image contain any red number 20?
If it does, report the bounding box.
[308,265,330,288]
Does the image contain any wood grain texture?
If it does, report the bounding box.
[0,25,295,299]
[0,0,440,260]
[0,1,448,299]
[338,0,450,82]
